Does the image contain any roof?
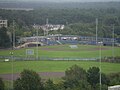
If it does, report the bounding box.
[108,85,120,89]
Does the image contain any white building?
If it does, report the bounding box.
[0,19,8,28]
[108,85,120,90]
[33,24,64,31]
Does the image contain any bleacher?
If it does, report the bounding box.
[47,40,59,45]
[20,35,120,46]
[59,40,79,45]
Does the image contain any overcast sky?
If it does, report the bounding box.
[0,0,120,2]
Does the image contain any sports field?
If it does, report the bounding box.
[0,44,120,81]
[0,61,120,74]
[0,45,120,58]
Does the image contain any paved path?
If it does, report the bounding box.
[0,72,65,80]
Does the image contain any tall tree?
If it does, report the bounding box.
[14,69,44,90]
[87,67,100,87]
[87,66,109,89]
[0,27,11,48]
[63,65,91,90]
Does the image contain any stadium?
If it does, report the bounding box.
[0,34,120,66]
[1,1,120,89]
[0,21,120,90]
[0,35,120,60]
[0,34,120,89]
[0,26,120,90]
[20,35,120,46]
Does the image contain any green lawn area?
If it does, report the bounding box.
[0,45,120,75]
[0,45,120,58]
[0,61,120,74]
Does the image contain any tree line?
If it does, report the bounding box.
[0,7,120,38]
[0,27,11,48]
[0,65,120,90]
[0,7,120,48]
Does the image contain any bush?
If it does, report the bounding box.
[0,78,4,90]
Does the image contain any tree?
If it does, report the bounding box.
[101,73,110,85]
[87,67,109,89]
[44,79,56,90]
[0,78,4,90]
[87,67,100,87]
[108,72,120,85]
[13,78,22,90]
[0,27,11,48]
[1,7,120,38]
[63,65,90,89]
[14,69,44,90]
[94,84,108,90]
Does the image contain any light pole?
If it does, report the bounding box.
[10,20,15,89]
[33,24,39,60]
[10,51,13,89]
[13,20,15,49]
[96,18,98,45]
[112,25,115,61]
[36,25,39,60]
[98,41,103,90]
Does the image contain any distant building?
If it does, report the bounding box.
[0,19,8,28]
[1,8,34,11]
[108,85,120,90]
[33,24,65,31]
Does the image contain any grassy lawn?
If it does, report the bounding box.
[0,61,120,74]
[0,45,120,58]
[0,45,119,76]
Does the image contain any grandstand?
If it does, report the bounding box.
[19,35,119,47]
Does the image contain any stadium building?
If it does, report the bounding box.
[19,35,120,47]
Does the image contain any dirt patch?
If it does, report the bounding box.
[41,47,110,52]
[0,72,65,81]
[88,47,110,51]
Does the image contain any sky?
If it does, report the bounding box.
[0,0,120,2]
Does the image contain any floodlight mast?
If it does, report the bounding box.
[13,20,15,49]
[36,24,39,60]
[44,18,49,36]
[96,18,98,45]
[46,18,49,36]
[96,18,102,90]
[46,18,49,45]
[112,24,115,61]
[99,42,102,90]
[11,20,15,89]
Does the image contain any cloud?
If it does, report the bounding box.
[0,0,120,2]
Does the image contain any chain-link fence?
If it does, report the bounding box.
[0,55,98,61]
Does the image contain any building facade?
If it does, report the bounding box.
[0,19,8,28]
[108,85,120,90]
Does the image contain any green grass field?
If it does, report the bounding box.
[0,45,120,58]
[0,45,120,75]
[0,61,120,74]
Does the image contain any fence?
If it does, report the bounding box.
[0,55,98,61]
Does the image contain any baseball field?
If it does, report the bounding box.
[0,44,120,81]
[0,44,120,58]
